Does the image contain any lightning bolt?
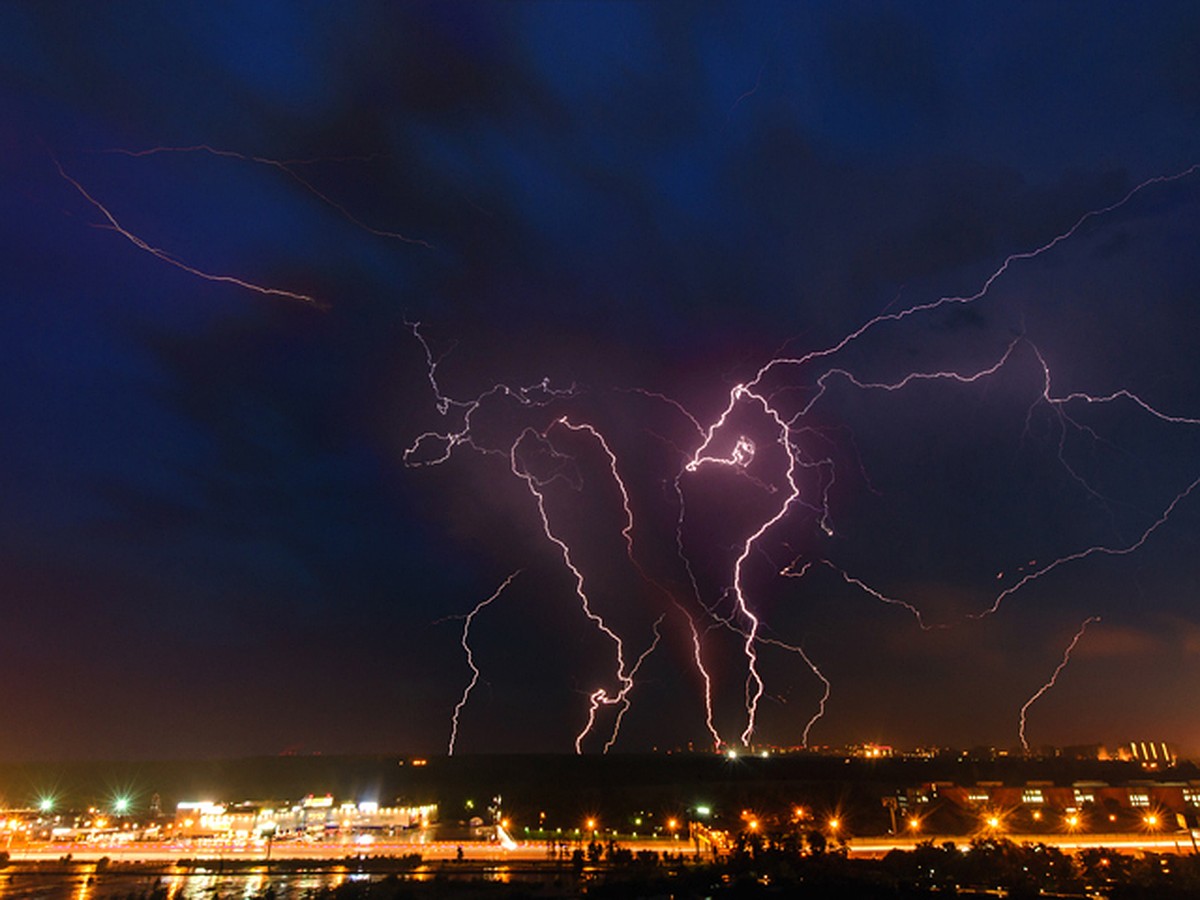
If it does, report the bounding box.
[1018,616,1101,752]
[445,570,523,756]
[510,423,646,753]
[104,145,436,249]
[743,163,1200,391]
[54,156,325,308]
[756,634,831,749]
[586,615,665,754]
[560,416,728,750]
[685,385,804,745]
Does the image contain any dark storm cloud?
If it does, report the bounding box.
[2,1,1199,758]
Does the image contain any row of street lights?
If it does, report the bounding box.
[979,810,1164,834]
[512,806,1169,842]
[727,809,1168,837]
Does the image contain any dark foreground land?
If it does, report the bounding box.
[6,838,1200,900]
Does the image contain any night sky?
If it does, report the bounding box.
[4,3,1200,761]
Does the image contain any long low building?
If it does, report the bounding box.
[174,794,437,840]
[885,779,1200,835]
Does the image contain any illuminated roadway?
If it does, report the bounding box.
[7,838,699,864]
[8,832,1200,863]
[846,832,1200,858]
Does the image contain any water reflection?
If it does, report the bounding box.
[2,869,357,900]
[0,867,548,900]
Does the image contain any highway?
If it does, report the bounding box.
[6,837,699,864]
[847,832,1200,857]
[7,831,1199,864]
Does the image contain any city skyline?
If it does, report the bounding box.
[3,3,1200,760]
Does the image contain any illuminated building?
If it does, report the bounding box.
[929,778,1200,826]
[173,795,437,840]
[1118,741,1177,769]
[853,743,894,759]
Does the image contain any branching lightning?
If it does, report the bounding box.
[73,139,1198,754]
[1018,616,1101,752]
[403,162,1198,752]
[509,422,643,753]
